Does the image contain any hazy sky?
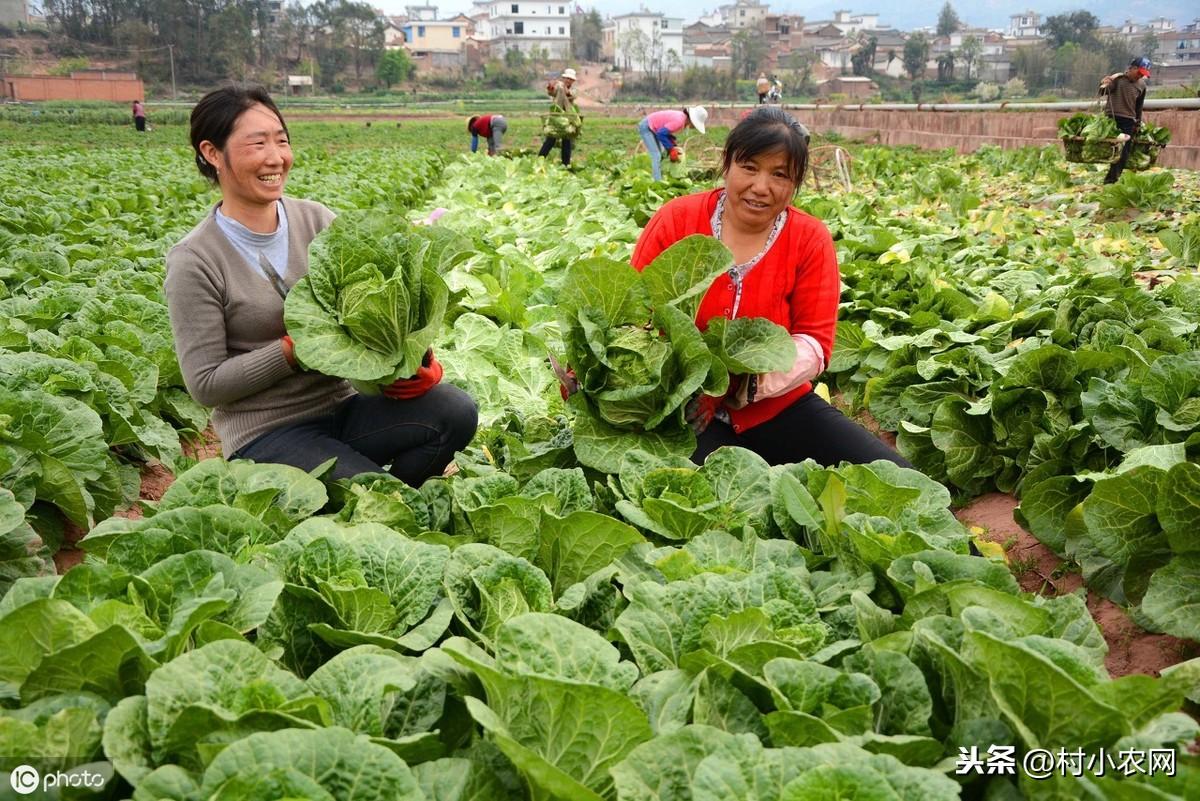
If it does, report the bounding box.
[387,0,1194,33]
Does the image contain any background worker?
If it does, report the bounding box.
[467,114,507,155]
[756,73,770,104]
[1099,57,1150,184]
[132,99,146,132]
[539,68,580,167]
[636,106,708,181]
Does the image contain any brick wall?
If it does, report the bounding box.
[705,106,1200,170]
[1,75,145,102]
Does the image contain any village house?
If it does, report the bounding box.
[402,14,474,69]
[816,74,878,98]
[607,10,684,74]
[1008,11,1040,38]
[482,0,572,59]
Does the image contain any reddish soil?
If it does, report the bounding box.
[52,428,223,573]
[956,493,1200,678]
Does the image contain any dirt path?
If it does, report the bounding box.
[956,493,1199,678]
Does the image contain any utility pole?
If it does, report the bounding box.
[168,43,177,99]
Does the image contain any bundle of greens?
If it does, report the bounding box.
[558,236,795,473]
[285,212,472,393]
[1137,120,1172,146]
[1058,113,1126,163]
[1056,112,1091,138]
[543,104,583,140]
[1128,121,1172,171]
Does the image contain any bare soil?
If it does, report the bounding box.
[956,493,1200,678]
[51,428,223,572]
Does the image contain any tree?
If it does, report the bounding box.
[903,32,929,80]
[937,51,955,81]
[376,48,413,87]
[783,49,816,94]
[338,1,384,81]
[1139,32,1158,64]
[571,9,603,62]
[1099,35,1135,74]
[1002,77,1027,97]
[666,48,683,76]
[1043,11,1099,48]
[958,34,981,81]
[504,47,527,69]
[731,28,767,79]
[619,28,650,73]
[851,34,877,76]
[936,3,961,38]
[1013,44,1051,91]
[1053,42,1107,97]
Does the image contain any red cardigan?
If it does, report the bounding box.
[631,188,840,433]
[470,115,495,137]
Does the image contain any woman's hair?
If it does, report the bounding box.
[190,85,287,184]
[467,116,479,134]
[721,106,810,187]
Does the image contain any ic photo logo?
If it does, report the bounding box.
[6,763,109,796]
[8,765,39,795]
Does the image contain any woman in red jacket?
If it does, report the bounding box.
[467,114,507,156]
[631,106,910,468]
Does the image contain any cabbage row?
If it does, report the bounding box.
[3,453,1197,800]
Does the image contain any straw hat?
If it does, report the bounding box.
[686,106,708,135]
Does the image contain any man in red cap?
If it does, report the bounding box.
[1098,57,1151,184]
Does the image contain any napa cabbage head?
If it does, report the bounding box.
[560,236,794,473]
[284,212,471,392]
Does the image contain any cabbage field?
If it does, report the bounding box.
[2,118,1200,800]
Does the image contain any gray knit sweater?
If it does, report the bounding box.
[164,197,354,457]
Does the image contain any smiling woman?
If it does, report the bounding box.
[630,105,910,469]
[163,85,477,484]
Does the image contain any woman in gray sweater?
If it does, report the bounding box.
[164,86,477,483]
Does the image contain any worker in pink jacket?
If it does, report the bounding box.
[637,106,708,181]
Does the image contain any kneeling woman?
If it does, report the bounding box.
[632,106,910,468]
[165,85,478,483]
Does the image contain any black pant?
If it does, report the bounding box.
[135,116,146,131]
[1104,116,1137,184]
[692,391,913,469]
[539,136,573,166]
[233,385,478,484]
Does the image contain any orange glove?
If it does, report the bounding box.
[282,335,297,368]
[684,393,725,434]
[383,350,443,400]
[668,147,681,162]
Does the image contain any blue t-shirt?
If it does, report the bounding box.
[214,201,289,281]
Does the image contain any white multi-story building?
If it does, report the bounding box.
[1008,11,1040,38]
[406,4,439,22]
[469,0,492,43]
[484,0,572,59]
[0,0,28,25]
[610,11,684,74]
[719,0,767,30]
